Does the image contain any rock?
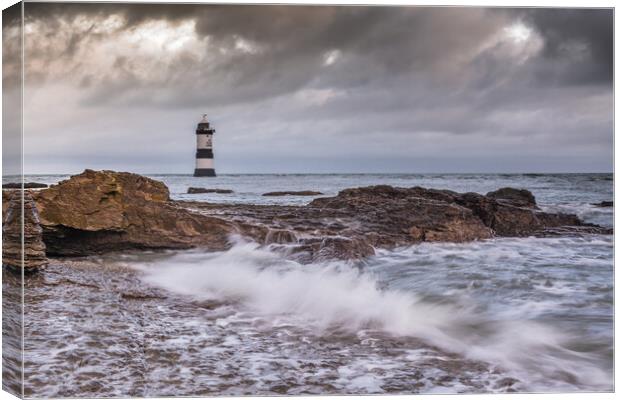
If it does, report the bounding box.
[2,182,48,189]
[533,225,613,236]
[2,190,12,218]
[5,171,607,262]
[189,184,605,256]
[160,177,613,254]
[486,187,537,208]
[187,187,233,194]
[264,229,297,244]
[591,201,613,207]
[309,185,494,245]
[454,191,543,236]
[2,191,48,271]
[291,237,375,263]
[30,169,238,256]
[263,190,323,196]
[494,377,520,389]
[312,237,375,261]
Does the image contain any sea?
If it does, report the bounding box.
[9,173,615,396]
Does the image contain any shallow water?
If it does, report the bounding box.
[10,173,614,396]
[18,234,613,397]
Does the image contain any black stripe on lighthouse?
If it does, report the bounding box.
[194,114,216,177]
[194,168,216,177]
[196,149,214,158]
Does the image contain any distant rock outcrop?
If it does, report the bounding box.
[263,191,323,196]
[187,187,233,194]
[591,201,613,207]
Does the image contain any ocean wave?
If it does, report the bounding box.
[129,238,612,392]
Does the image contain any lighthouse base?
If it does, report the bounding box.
[194,168,216,177]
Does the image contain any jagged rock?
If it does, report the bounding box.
[2,182,48,189]
[3,171,609,262]
[263,190,323,196]
[309,185,494,244]
[591,201,613,207]
[486,187,537,208]
[187,184,608,256]
[455,191,582,236]
[30,169,239,255]
[187,187,233,194]
[2,191,48,271]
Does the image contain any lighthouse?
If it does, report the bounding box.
[194,114,216,177]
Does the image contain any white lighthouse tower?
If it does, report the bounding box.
[194,114,216,177]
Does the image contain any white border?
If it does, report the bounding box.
[0,1,615,400]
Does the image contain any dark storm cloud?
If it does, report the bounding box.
[520,8,613,85]
[19,5,613,95]
[10,3,614,173]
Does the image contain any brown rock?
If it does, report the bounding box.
[183,183,607,262]
[264,229,298,244]
[31,170,238,255]
[455,191,584,236]
[3,182,48,189]
[309,185,494,245]
[291,237,375,263]
[486,187,537,208]
[2,191,48,271]
[5,171,607,263]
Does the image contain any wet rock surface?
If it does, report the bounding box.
[486,187,537,208]
[592,201,613,207]
[2,191,48,271]
[2,170,610,262]
[183,185,611,260]
[18,258,519,397]
[2,182,48,189]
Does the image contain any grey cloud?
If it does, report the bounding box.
[7,3,613,174]
[519,8,613,85]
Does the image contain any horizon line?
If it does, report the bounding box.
[11,171,615,176]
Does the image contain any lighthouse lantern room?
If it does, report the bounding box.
[194,114,216,177]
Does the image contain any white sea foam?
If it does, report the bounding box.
[130,237,612,392]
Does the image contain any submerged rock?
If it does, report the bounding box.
[187,187,234,194]
[591,201,613,207]
[297,237,375,262]
[2,191,48,271]
[263,190,323,196]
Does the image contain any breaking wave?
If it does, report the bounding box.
[130,238,612,392]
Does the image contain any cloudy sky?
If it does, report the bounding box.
[3,3,613,174]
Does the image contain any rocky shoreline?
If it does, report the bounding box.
[2,169,613,267]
